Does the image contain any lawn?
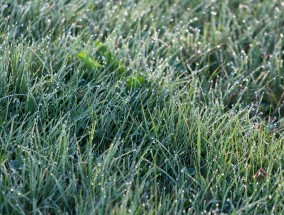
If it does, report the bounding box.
[0,0,283,214]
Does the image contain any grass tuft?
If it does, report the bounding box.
[0,0,283,214]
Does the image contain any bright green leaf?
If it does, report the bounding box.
[77,51,101,69]
[126,75,147,88]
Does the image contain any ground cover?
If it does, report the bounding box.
[0,0,283,214]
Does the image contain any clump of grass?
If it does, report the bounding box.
[0,0,283,214]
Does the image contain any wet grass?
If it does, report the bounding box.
[0,0,283,214]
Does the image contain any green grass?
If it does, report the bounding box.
[0,0,283,214]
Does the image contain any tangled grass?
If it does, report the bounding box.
[0,0,283,214]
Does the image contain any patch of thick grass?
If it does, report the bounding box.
[0,0,283,214]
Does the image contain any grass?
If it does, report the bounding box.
[0,0,283,214]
